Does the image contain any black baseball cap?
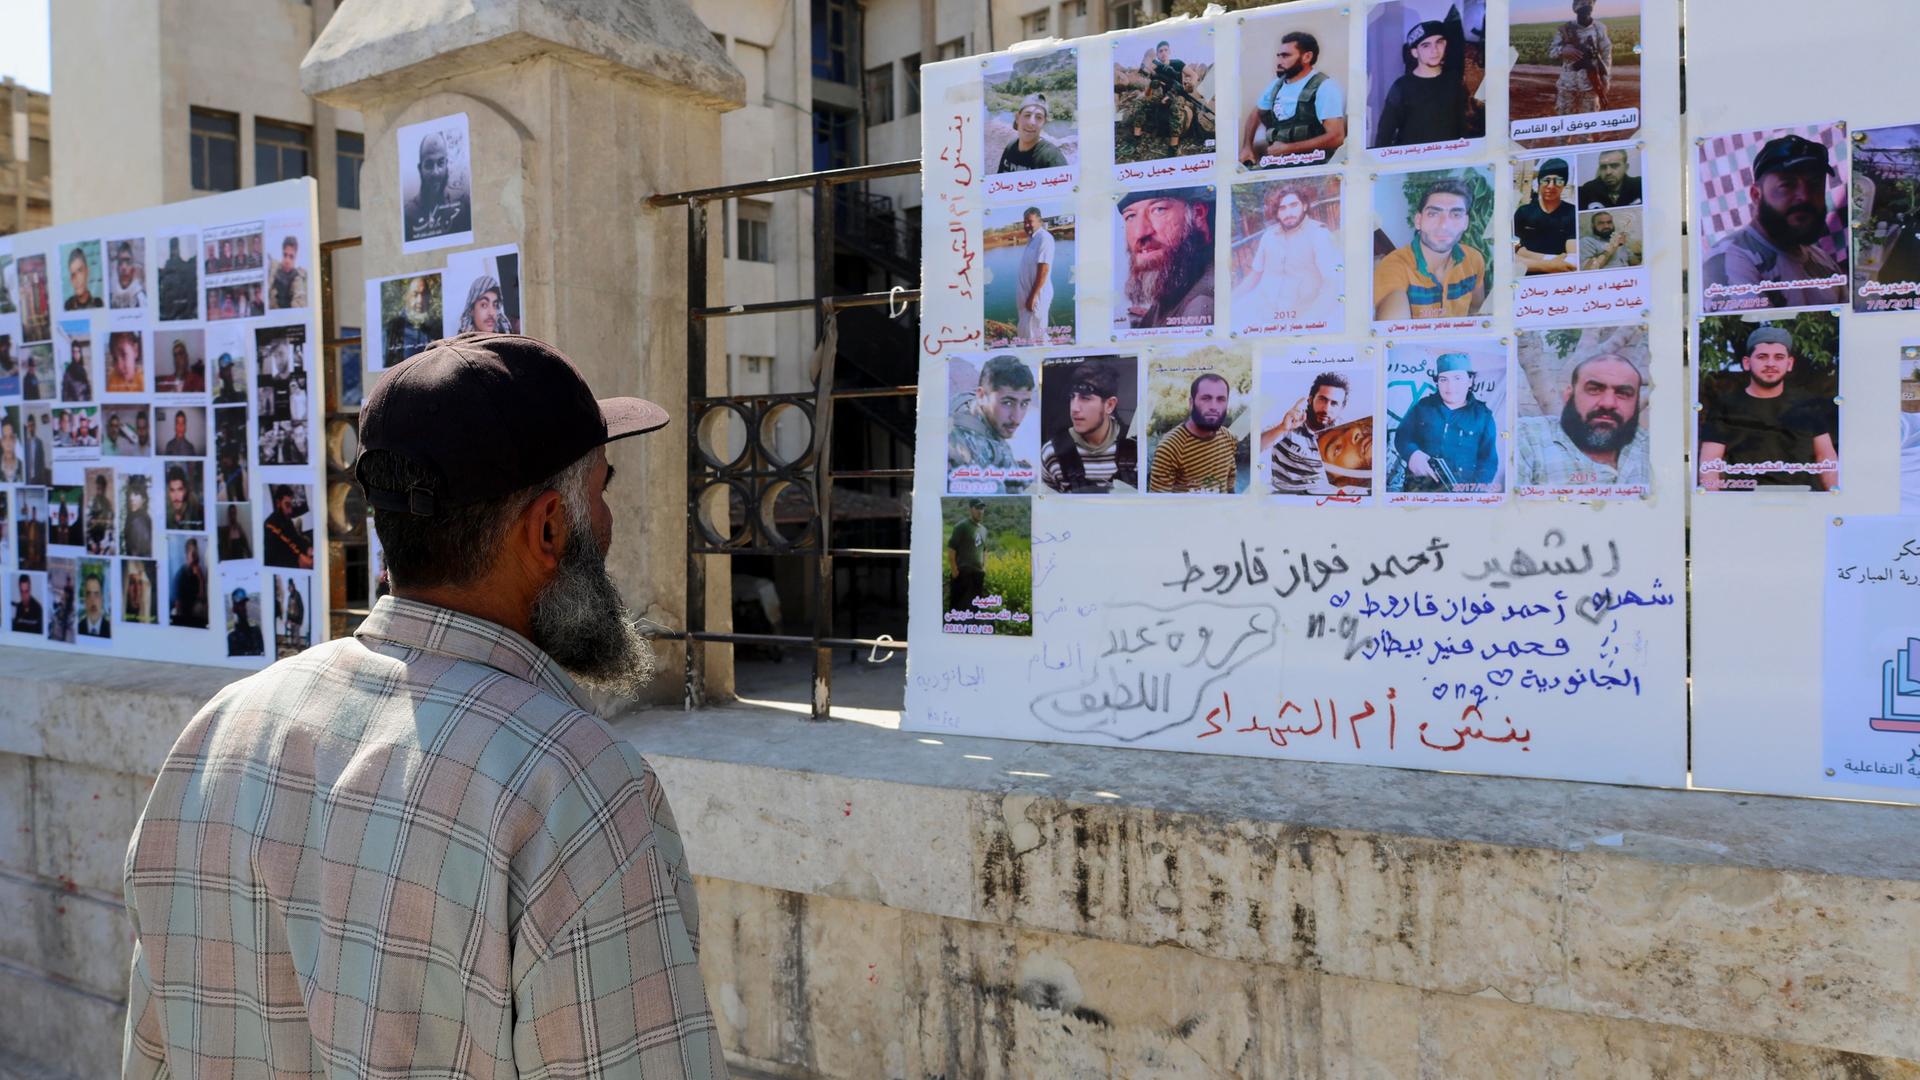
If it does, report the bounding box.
[1405,20,1449,47]
[356,332,669,515]
[1752,135,1834,180]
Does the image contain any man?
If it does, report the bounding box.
[1578,148,1643,209]
[1119,188,1215,328]
[125,333,721,1077]
[1580,212,1638,270]
[76,570,109,638]
[168,536,208,628]
[385,275,440,368]
[51,497,80,547]
[86,474,114,554]
[1703,135,1847,309]
[1148,373,1238,493]
[0,415,20,483]
[283,579,307,647]
[1374,179,1487,320]
[1040,361,1138,493]
[160,337,204,393]
[1267,371,1350,495]
[62,247,100,310]
[1126,42,1198,147]
[1699,326,1838,490]
[225,588,263,656]
[218,444,247,502]
[124,561,155,624]
[948,355,1035,494]
[270,236,308,310]
[162,410,198,456]
[158,236,197,317]
[1014,207,1055,345]
[18,505,43,571]
[1375,21,1466,147]
[1240,31,1347,168]
[1513,157,1578,275]
[404,132,473,241]
[214,354,246,403]
[218,502,251,561]
[10,575,41,634]
[23,414,48,486]
[996,93,1068,173]
[947,497,990,616]
[110,241,145,309]
[1237,183,1340,325]
[165,464,202,530]
[1515,353,1651,488]
[263,485,314,568]
[458,274,516,334]
[123,476,153,558]
[1549,0,1612,122]
[61,336,92,402]
[1392,352,1498,492]
[134,409,152,458]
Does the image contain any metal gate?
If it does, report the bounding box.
[648,160,922,718]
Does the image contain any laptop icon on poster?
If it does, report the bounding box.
[1871,637,1920,733]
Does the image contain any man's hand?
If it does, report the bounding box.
[1408,450,1435,480]
[1280,397,1309,435]
[1239,147,1257,167]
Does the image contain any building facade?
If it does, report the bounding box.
[0,79,53,236]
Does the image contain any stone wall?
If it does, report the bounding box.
[0,651,1916,1078]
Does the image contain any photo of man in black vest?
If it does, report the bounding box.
[1239,29,1347,170]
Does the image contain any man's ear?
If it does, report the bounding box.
[517,489,568,573]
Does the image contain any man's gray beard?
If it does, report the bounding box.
[1126,217,1211,310]
[529,523,655,698]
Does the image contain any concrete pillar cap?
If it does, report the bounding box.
[300,0,745,112]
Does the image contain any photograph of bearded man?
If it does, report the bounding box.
[398,113,475,252]
[1115,186,1217,334]
[1515,328,1651,496]
[379,272,445,370]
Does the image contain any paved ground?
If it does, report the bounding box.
[734,650,906,724]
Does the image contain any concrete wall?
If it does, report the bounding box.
[2,650,1917,1078]
[50,0,166,222]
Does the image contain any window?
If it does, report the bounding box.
[190,108,239,192]
[812,108,856,172]
[255,118,311,185]
[903,53,922,115]
[335,131,364,210]
[1022,10,1050,38]
[1107,0,1149,30]
[864,64,894,125]
[936,38,966,61]
[812,0,858,83]
[736,200,772,263]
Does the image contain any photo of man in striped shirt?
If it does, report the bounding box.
[1268,370,1350,495]
[1040,358,1139,493]
[1148,371,1239,493]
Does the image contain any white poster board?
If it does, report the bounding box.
[1685,0,1920,803]
[906,2,1690,786]
[0,180,324,668]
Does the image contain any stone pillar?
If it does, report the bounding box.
[301,0,743,704]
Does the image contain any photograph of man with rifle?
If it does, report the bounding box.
[1113,28,1216,166]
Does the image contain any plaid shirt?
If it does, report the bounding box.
[123,596,724,1079]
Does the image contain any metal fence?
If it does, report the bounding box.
[648,160,921,718]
